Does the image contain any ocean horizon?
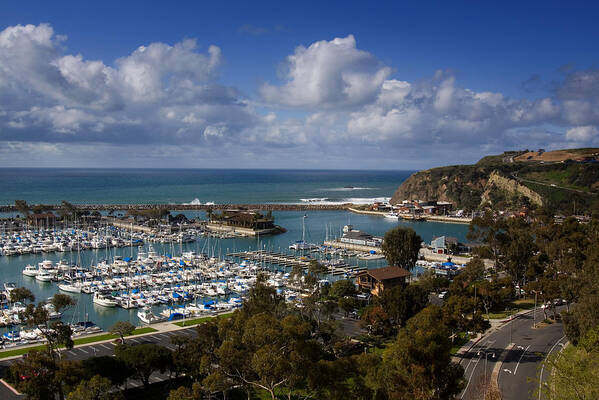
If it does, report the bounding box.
[0,168,415,206]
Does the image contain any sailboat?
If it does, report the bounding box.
[289,215,318,250]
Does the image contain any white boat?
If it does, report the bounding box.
[92,292,118,307]
[358,253,386,260]
[289,215,319,250]
[384,212,399,219]
[22,265,39,277]
[58,282,82,293]
[36,272,53,282]
[137,307,165,324]
[4,282,17,293]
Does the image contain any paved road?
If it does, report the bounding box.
[0,326,199,399]
[458,310,565,400]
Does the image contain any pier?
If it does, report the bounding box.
[228,250,367,276]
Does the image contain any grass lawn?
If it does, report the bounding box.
[173,312,233,327]
[450,332,470,355]
[486,298,537,320]
[0,327,157,359]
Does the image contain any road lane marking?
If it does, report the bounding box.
[538,335,566,400]
[77,348,88,354]
[513,344,530,375]
[99,344,112,350]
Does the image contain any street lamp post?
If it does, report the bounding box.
[478,350,496,383]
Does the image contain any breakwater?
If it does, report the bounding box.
[0,203,353,212]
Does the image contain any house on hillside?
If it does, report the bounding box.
[355,266,411,296]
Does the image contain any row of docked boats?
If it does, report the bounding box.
[0,226,147,257]
[17,247,301,321]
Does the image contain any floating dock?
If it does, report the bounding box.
[227,250,367,276]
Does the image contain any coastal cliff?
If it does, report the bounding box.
[391,148,599,212]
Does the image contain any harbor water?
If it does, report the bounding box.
[0,210,468,332]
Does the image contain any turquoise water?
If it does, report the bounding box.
[0,169,469,331]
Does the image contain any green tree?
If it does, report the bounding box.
[329,279,357,298]
[171,320,221,382]
[382,305,465,399]
[67,375,124,400]
[10,287,35,304]
[381,227,422,270]
[376,284,429,329]
[9,350,58,400]
[467,210,507,270]
[115,343,172,388]
[15,199,31,216]
[540,327,599,400]
[81,356,130,387]
[20,294,76,361]
[109,321,135,344]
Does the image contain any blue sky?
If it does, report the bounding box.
[0,1,598,169]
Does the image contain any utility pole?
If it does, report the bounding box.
[533,291,538,328]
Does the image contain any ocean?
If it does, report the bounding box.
[0,169,469,331]
[0,168,413,206]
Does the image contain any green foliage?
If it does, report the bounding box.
[329,279,357,298]
[375,284,429,329]
[15,199,31,216]
[381,226,422,270]
[115,343,172,388]
[51,293,77,313]
[541,328,599,400]
[67,375,123,400]
[81,356,129,386]
[382,306,465,400]
[109,321,136,342]
[10,287,35,303]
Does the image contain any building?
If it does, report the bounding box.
[431,235,473,254]
[355,266,411,296]
[26,213,57,228]
[210,209,275,230]
[340,225,382,247]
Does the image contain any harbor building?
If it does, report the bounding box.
[340,225,382,247]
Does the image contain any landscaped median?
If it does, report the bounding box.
[173,312,233,327]
[0,327,157,359]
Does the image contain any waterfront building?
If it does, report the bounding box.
[340,225,382,247]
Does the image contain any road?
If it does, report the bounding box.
[458,310,566,400]
[0,326,199,399]
[511,172,596,196]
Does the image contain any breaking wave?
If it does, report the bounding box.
[298,197,390,205]
[320,187,375,191]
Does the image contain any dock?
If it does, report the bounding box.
[227,250,368,276]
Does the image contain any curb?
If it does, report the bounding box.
[454,308,534,364]
[0,378,22,396]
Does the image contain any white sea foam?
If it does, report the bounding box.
[298,197,390,205]
[300,198,329,203]
[183,198,215,205]
[320,187,375,191]
[184,198,203,205]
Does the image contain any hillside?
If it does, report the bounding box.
[390,149,599,213]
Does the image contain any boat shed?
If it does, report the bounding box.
[355,266,411,296]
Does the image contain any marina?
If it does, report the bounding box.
[0,210,469,335]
